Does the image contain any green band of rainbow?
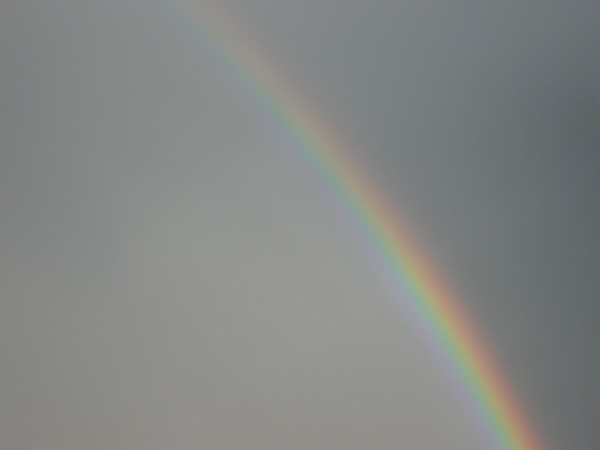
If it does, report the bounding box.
[161,2,545,449]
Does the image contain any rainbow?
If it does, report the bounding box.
[158,1,545,449]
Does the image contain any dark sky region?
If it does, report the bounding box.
[1,1,599,449]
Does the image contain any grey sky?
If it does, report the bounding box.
[1,1,598,449]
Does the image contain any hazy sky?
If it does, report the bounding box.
[1,1,599,449]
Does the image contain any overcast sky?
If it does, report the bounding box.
[1,1,599,449]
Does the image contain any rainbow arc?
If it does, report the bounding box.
[162,2,545,449]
